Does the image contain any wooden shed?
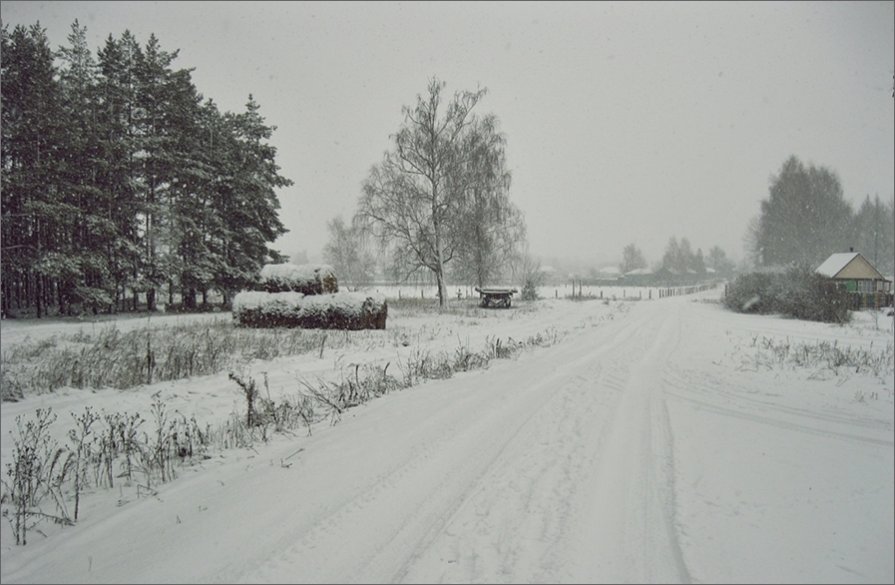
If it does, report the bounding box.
[815,251,892,308]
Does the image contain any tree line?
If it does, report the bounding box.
[1,21,290,318]
[619,155,894,282]
[746,155,894,275]
[615,240,733,277]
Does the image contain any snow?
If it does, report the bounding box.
[233,290,385,318]
[232,291,387,328]
[625,267,652,276]
[298,291,386,316]
[1,288,893,583]
[816,252,860,277]
[232,290,305,312]
[259,263,336,284]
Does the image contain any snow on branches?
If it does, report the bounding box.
[260,263,339,295]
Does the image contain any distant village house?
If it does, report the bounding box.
[815,251,893,309]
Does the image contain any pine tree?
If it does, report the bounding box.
[3,23,292,315]
[0,23,67,317]
[208,96,290,305]
[851,195,895,276]
[56,20,115,313]
[756,155,854,267]
[693,248,706,274]
[96,31,144,310]
[168,97,221,309]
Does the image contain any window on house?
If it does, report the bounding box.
[857,280,874,293]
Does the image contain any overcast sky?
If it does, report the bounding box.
[3,1,893,266]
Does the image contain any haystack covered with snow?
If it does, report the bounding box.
[233,291,387,330]
[260,263,338,295]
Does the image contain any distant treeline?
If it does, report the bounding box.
[747,156,895,275]
[1,21,291,317]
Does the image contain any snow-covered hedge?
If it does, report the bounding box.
[259,263,338,295]
[233,291,387,330]
[232,291,305,327]
[723,266,851,323]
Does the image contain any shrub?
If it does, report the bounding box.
[775,266,850,323]
[724,265,850,323]
[723,272,776,314]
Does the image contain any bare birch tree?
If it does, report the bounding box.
[451,114,526,288]
[322,215,374,290]
[357,77,500,307]
[619,243,647,274]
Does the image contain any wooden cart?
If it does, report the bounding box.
[474,287,519,308]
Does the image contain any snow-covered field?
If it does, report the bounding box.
[1,287,892,583]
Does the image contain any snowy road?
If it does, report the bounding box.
[255,299,692,584]
[2,295,892,583]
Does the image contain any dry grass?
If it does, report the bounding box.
[1,321,394,400]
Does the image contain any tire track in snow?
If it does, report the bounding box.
[225,304,646,583]
[82,299,690,584]
[389,346,618,583]
[662,369,894,446]
[390,301,692,583]
[544,301,691,583]
[386,307,671,583]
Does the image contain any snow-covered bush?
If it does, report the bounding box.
[259,263,338,295]
[232,291,305,328]
[776,266,850,323]
[724,265,850,323]
[723,272,776,314]
[233,291,387,330]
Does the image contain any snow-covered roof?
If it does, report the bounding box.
[815,252,859,278]
[624,268,651,276]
